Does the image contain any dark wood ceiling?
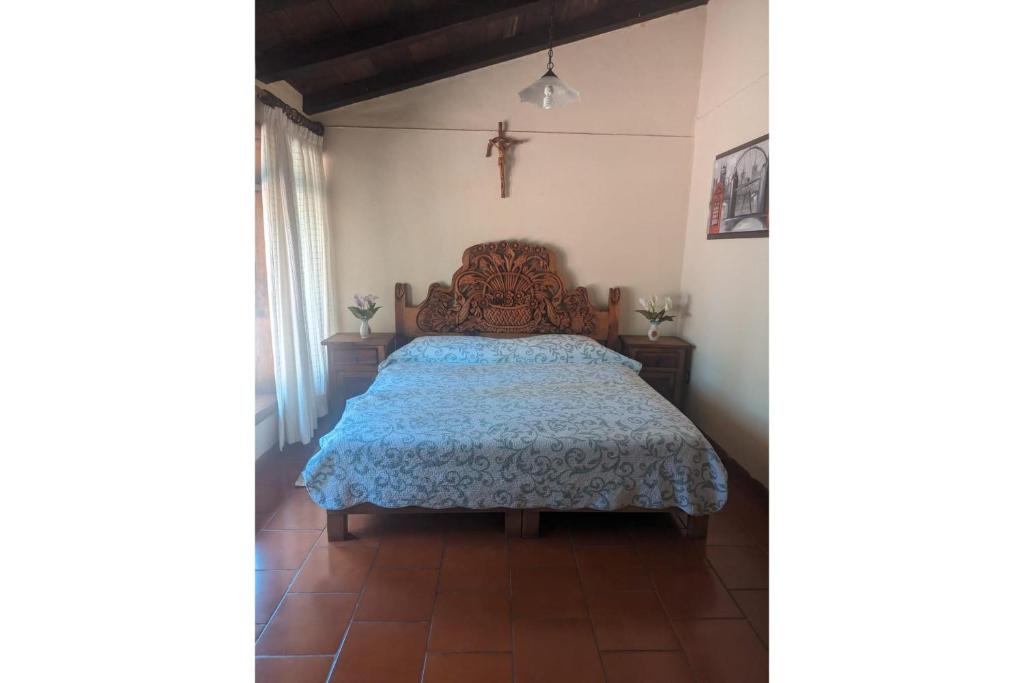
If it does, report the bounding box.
[256,0,707,115]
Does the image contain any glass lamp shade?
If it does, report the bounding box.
[518,69,580,109]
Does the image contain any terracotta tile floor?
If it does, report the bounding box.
[255,480,768,682]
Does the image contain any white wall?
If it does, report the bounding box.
[316,10,707,337]
[312,1,769,484]
[679,0,768,484]
[255,414,277,461]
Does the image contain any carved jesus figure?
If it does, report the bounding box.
[485,121,523,199]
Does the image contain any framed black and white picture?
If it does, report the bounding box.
[706,134,768,239]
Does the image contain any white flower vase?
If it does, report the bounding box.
[359,320,371,339]
[647,321,661,341]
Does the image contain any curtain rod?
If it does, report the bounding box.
[322,123,692,138]
[256,87,324,137]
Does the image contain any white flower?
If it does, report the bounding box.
[353,294,364,308]
[638,297,647,308]
[664,296,672,312]
[365,294,378,305]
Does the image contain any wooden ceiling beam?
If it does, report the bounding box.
[302,0,707,114]
[257,0,546,84]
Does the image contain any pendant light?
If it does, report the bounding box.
[518,1,579,109]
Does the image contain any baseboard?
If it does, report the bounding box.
[699,430,768,504]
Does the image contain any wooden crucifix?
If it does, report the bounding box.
[485,121,524,199]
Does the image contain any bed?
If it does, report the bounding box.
[303,240,728,540]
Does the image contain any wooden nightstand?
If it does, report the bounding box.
[619,335,695,409]
[322,333,395,407]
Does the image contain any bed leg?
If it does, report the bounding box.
[505,511,522,537]
[671,510,709,540]
[521,511,540,538]
[686,514,709,539]
[326,511,351,542]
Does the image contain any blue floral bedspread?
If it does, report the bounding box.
[303,335,728,514]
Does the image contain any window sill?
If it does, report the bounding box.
[256,392,277,425]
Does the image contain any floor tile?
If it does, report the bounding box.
[265,489,327,530]
[731,589,769,646]
[706,546,769,590]
[651,567,743,619]
[508,536,576,568]
[443,514,508,547]
[513,619,605,683]
[673,619,768,683]
[330,514,431,544]
[255,593,357,655]
[601,651,697,683]
[290,544,376,593]
[423,653,512,683]
[587,591,680,651]
[510,566,587,619]
[316,527,383,549]
[331,621,429,683]
[569,516,633,545]
[578,563,653,593]
[439,544,508,592]
[375,535,444,568]
[707,512,757,546]
[255,656,333,683]
[746,520,769,552]
[256,569,295,623]
[575,545,651,592]
[317,516,379,547]
[716,499,768,551]
[256,530,321,570]
[628,525,685,543]
[255,513,273,535]
[355,567,438,621]
[633,538,709,570]
[428,591,511,652]
[574,544,642,566]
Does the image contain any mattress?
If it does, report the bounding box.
[303,334,728,514]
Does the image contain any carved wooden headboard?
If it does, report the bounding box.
[395,240,621,349]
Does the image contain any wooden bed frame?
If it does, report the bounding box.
[326,240,710,542]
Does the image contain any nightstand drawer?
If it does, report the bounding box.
[333,347,380,365]
[323,333,395,409]
[619,335,693,410]
[640,369,677,402]
[334,365,377,384]
[633,349,681,369]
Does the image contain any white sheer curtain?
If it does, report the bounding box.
[259,102,334,448]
